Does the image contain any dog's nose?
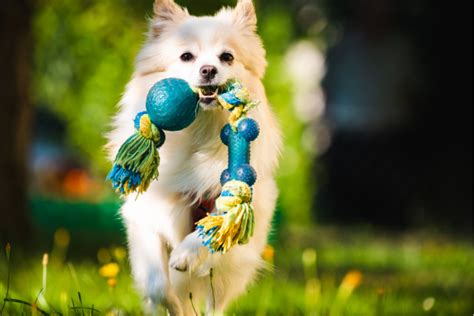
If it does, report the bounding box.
[200,65,218,81]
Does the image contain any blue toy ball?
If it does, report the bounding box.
[146,78,199,131]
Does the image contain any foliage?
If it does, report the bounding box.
[33,0,147,173]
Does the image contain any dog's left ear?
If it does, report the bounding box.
[234,0,258,32]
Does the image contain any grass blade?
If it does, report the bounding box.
[3,298,49,315]
[77,292,85,316]
[210,268,216,315]
[69,307,101,314]
[189,292,199,316]
[1,243,12,315]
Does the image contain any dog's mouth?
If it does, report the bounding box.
[197,86,220,105]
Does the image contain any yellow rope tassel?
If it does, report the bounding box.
[217,82,257,128]
[139,114,161,143]
[197,181,255,253]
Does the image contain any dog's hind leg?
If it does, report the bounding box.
[126,220,184,316]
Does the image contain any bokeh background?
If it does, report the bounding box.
[0,0,472,315]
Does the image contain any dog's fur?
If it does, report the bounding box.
[107,0,281,314]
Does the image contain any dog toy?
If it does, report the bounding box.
[108,79,259,253]
[196,82,259,253]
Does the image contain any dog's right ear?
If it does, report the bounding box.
[234,0,257,32]
[152,0,189,35]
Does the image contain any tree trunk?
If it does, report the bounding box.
[0,0,33,243]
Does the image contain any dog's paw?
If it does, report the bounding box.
[170,234,209,274]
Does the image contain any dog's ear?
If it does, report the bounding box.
[152,0,188,35]
[234,0,257,32]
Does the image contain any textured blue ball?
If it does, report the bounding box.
[236,164,257,186]
[238,118,260,142]
[146,78,199,131]
[220,169,232,185]
[220,124,233,146]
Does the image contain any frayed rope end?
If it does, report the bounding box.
[107,113,163,197]
[196,181,255,253]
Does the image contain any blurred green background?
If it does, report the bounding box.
[0,0,472,315]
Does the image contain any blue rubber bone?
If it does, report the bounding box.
[220,118,260,186]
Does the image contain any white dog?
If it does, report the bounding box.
[107,0,281,314]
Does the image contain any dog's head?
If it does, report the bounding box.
[136,0,267,109]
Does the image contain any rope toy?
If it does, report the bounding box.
[108,78,259,253]
[196,81,259,253]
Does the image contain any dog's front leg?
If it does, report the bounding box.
[169,230,213,276]
[126,220,184,315]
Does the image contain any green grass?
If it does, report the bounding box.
[1,226,473,315]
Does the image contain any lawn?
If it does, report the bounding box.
[0,226,472,315]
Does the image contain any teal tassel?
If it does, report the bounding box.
[108,112,165,196]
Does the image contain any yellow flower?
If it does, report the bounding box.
[107,277,118,288]
[341,270,363,290]
[99,263,120,278]
[113,247,127,261]
[262,245,275,262]
[331,270,364,315]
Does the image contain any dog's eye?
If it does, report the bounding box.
[180,52,195,62]
[220,52,234,64]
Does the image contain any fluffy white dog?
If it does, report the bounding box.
[107,0,281,314]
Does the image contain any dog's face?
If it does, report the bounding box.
[137,0,267,109]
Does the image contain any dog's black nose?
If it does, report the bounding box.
[200,65,218,81]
